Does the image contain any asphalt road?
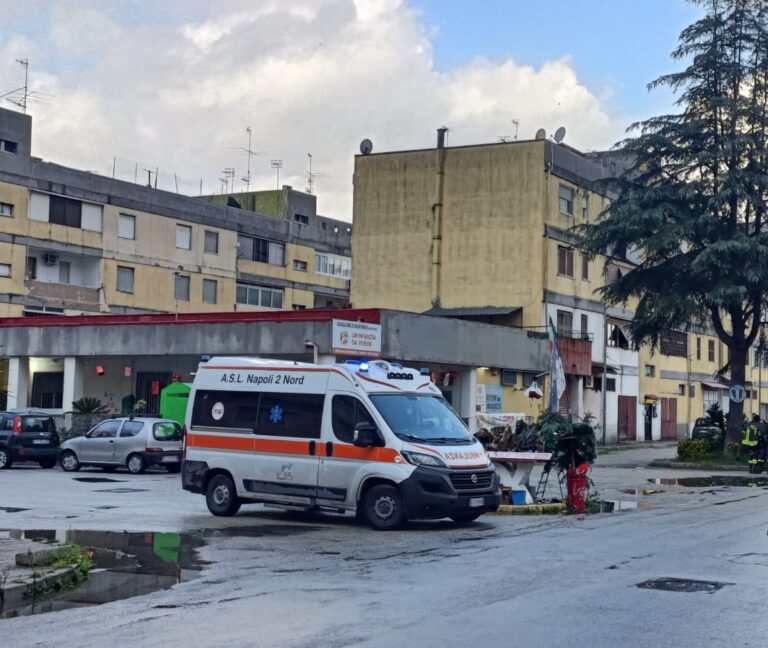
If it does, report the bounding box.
[2,448,768,648]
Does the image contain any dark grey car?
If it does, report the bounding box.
[59,417,183,474]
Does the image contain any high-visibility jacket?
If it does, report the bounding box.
[742,425,759,447]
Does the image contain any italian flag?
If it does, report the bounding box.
[548,317,566,413]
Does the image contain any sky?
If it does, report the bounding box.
[0,0,704,221]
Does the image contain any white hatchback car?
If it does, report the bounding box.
[60,417,183,474]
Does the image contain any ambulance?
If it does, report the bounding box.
[182,357,500,529]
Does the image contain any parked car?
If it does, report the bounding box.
[691,417,724,449]
[0,410,60,469]
[59,417,183,474]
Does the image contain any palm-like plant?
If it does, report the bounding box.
[72,397,109,414]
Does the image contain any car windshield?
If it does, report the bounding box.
[153,422,183,441]
[369,394,473,444]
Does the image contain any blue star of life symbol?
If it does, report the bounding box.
[270,405,284,424]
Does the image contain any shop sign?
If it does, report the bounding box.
[331,320,382,357]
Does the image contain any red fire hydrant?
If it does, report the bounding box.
[566,463,589,513]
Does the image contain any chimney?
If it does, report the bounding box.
[437,127,447,149]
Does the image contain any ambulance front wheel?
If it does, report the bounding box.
[206,473,241,517]
[362,484,405,530]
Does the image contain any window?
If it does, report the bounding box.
[49,195,82,228]
[708,339,715,362]
[202,278,217,304]
[689,385,696,398]
[557,246,574,277]
[0,263,10,277]
[315,252,351,278]
[556,310,573,336]
[236,283,283,309]
[580,314,589,338]
[607,322,630,349]
[294,213,309,225]
[582,194,589,221]
[606,378,616,392]
[153,421,183,441]
[644,364,655,377]
[559,184,574,215]
[120,421,144,437]
[0,202,13,217]
[501,369,517,386]
[58,261,70,284]
[238,235,285,265]
[678,384,686,396]
[523,372,538,388]
[116,266,134,293]
[30,371,64,409]
[176,224,192,250]
[581,254,589,280]
[0,139,18,154]
[118,214,136,239]
[292,304,306,310]
[332,395,376,443]
[25,256,36,280]
[293,259,308,272]
[89,420,121,438]
[696,337,701,361]
[204,230,219,254]
[174,274,190,301]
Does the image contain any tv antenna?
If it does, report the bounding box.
[222,167,235,194]
[305,153,330,194]
[1,58,52,113]
[232,127,266,192]
[512,119,520,141]
[553,126,566,144]
[270,159,283,191]
[359,139,373,155]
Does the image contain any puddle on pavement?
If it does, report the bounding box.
[648,476,768,488]
[0,529,206,620]
[72,478,125,483]
[0,507,29,513]
[0,523,320,620]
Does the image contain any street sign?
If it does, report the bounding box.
[729,384,747,403]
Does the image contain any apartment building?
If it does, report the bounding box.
[350,131,767,441]
[0,107,351,320]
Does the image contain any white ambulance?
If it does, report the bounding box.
[182,357,500,529]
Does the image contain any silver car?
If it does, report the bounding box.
[59,417,183,474]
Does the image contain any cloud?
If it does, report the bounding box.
[0,0,623,220]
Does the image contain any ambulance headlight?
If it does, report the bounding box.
[401,451,446,468]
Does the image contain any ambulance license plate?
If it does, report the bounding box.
[162,455,179,463]
[469,497,485,508]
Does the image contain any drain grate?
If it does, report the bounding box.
[74,477,124,483]
[96,488,149,493]
[636,577,730,593]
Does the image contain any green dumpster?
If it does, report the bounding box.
[159,382,191,426]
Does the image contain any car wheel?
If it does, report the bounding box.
[0,448,13,470]
[60,450,80,472]
[127,453,147,475]
[448,512,483,524]
[165,464,182,474]
[206,474,241,516]
[38,458,57,469]
[362,484,405,530]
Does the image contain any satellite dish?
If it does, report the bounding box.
[359,139,373,155]
[554,126,566,143]
[535,128,546,140]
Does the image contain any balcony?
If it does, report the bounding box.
[25,280,101,312]
[557,331,593,376]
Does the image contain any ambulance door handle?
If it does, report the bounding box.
[308,441,316,456]
[326,441,334,457]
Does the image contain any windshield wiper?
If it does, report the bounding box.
[424,436,474,445]
[397,433,428,442]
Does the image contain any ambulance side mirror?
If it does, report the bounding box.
[353,422,379,448]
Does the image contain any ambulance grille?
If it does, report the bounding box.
[449,471,494,491]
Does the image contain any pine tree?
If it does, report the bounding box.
[580,0,768,444]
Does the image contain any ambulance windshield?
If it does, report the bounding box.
[369,394,474,444]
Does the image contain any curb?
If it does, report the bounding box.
[488,502,566,515]
[648,459,748,471]
[0,565,78,613]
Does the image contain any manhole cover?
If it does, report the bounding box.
[96,488,149,493]
[74,478,124,483]
[0,506,28,513]
[636,577,730,593]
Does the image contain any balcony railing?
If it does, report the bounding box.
[25,280,101,312]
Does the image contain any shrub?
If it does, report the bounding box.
[677,439,710,461]
[725,442,742,459]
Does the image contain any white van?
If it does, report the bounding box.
[182,357,500,529]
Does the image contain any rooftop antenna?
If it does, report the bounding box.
[359,139,373,155]
[14,59,28,114]
[553,126,567,144]
[232,127,266,192]
[222,167,235,194]
[512,119,520,141]
[270,159,283,191]
[497,135,511,143]
[305,153,330,194]
[2,58,51,113]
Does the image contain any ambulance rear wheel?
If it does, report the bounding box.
[362,484,405,530]
[206,474,241,517]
